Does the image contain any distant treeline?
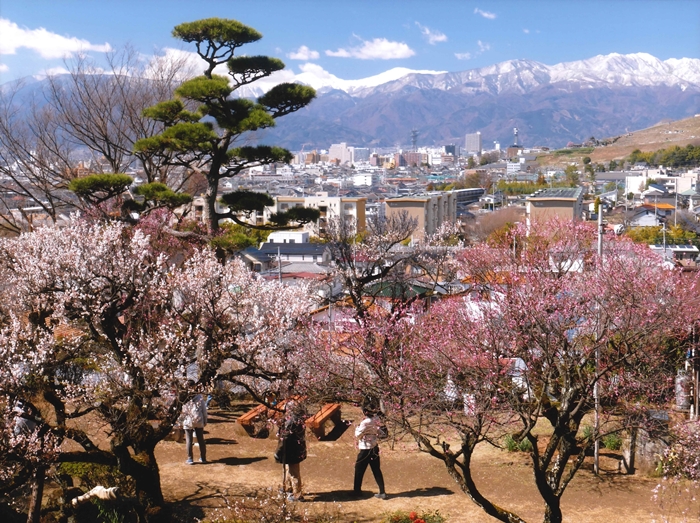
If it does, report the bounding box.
[628,144,700,168]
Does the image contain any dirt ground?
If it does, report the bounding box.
[153,402,672,523]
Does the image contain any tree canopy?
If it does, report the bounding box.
[135,18,317,234]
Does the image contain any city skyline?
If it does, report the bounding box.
[1,0,698,86]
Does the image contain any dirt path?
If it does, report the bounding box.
[156,405,663,522]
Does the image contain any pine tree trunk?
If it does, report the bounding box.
[204,176,219,234]
[26,466,45,523]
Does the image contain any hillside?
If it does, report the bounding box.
[533,114,700,167]
[588,114,700,163]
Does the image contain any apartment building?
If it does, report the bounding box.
[266,192,367,234]
[384,192,457,241]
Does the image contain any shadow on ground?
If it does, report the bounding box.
[205,436,239,446]
[317,419,352,442]
[215,456,268,466]
[308,486,454,502]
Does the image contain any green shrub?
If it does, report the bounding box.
[580,424,593,442]
[518,438,533,452]
[94,500,125,523]
[57,462,135,496]
[602,432,623,451]
[504,434,519,452]
[504,434,532,452]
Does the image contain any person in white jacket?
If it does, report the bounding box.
[353,407,386,499]
[181,381,208,465]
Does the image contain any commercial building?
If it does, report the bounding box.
[328,143,353,165]
[403,151,424,167]
[465,132,482,155]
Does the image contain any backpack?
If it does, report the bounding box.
[376,418,389,440]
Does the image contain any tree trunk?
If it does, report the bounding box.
[26,466,45,523]
[204,175,219,234]
[444,443,527,523]
[114,444,164,509]
[543,497,562,523]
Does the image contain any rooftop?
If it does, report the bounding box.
[528,187,584,200]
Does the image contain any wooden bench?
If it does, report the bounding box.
[305,403,342,439]
[238,402,284,437]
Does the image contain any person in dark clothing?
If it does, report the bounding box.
[275,400,307,501]
[353,407,387,499]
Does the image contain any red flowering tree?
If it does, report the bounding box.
[0,220,312,520]
[300,218,700,523]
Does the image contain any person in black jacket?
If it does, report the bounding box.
[274,400,307,501]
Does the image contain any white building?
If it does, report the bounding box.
[465,132,482,154]
[507,162,522,176]
[265,192,367,233]
[353,173,376,187]
[328,143,353,165]
[265,230,310,244]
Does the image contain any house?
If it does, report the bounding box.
[649,244,699,264]
[525,187,584,226]
[628,205,670,227]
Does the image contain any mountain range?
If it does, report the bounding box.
[252,52,700,151]
[3,53,700,152]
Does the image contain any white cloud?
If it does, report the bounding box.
[523,28,530,34]
[288,45,320,61]
[477,40,491,52]
[455,40,490,62]
[294,63,446,91]
[326,37,415,60]
[0,18,112,59]
[143,48,203,79]
[415,22,447,45]
[0,63,8,73]
[33,66,70,79]
[474,8,497,20]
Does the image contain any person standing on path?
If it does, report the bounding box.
[353,407,387,499]
[181,380,207,465]
[275,400,307,501]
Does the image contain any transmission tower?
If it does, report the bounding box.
[411,129,418,152]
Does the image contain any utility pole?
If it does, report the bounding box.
[277,246,282,283]
[594,209,603,475]
[675,179,678,227]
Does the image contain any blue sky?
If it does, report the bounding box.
[1,0,699,85]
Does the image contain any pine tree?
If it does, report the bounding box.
[135,18,317,233]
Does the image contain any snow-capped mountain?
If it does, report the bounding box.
[4,53,698,149]
[234,52,700,100]
[316,52,700,97]
[257,52,700,149]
